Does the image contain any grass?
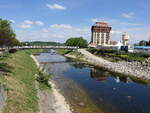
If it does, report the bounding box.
[69,50,82,56]
[56,49,72,55]
[0,49,43,113]
[36,70,51,90]
[87,48,150,62]
[56,49,83,57]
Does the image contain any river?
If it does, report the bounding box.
[35,51,150,113]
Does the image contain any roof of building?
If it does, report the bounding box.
[93,22,110,27]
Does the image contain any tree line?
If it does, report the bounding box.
[135,39,150,46]
[0,18,20,47]
[65,37,88,48]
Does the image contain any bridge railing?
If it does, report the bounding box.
[0,46,79,50]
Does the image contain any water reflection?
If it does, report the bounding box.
[90,68,109,81]
[35,53,66,63]
[35,52,150,113]
[113,76,132,83]
[70,63,86,69]
[70,63,132,84]
[90,68,134,84]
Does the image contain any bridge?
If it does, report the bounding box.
[0,46,79,51]
[39,61,75,64]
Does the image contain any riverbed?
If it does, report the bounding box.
[35,51,150,113]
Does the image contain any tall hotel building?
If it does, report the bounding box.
[91,22,112,46]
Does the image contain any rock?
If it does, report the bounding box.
[78,102,85,107]
[78,49,150,81]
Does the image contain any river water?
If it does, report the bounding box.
[35,52,150,113]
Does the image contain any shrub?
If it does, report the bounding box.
[9,49,17,53]
[87,48,149,62]
[36,71,51,89]
[65,37,88,48]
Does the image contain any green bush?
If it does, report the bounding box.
[65,37,88,48]
[57,49,72,55]
[36,71,51,89]
[87,48,149,62]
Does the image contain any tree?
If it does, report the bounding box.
[65,37,88,48]
[138,40,150,46]
[8,38,21,47]
[0,18,20,47]
[148,38,150,46]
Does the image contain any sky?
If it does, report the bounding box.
[0,0,150,44]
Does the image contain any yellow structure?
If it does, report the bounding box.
[122,32,129,46]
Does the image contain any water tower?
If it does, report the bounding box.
[122,32,129,46]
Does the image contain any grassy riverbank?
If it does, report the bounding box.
[0,49,42,113]
[87,48,150,62]
[56,49,72,55]
[56,49,83,58]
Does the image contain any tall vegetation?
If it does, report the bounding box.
[0,49,43,113]
[65,37,88,48]
[135,39,150,46]
[87,48,150,62]
[0,18,20,47]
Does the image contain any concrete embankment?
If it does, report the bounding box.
[66,49,150,82]
[31,55,72,113]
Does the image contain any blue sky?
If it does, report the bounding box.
[0,0,150,43]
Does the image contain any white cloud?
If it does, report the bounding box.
[111,30,122,34]
[119,22,144,26]
[42,28,49,33]
[18,24,32,29]
[47,4,66,10]
[17,20,45,29]
[91,18,99,22]
[35,21,44,26]
[10,20,15,23]
[24,20,33,24]
[110,27,150,44]
[121,12,134,19]
[16,18,150,44]
[17,20,33,29]
[16,25,150,44]
[50,24,73,29]
[91,18,108,23]
[90,18,145,27]
[16,26,90,42]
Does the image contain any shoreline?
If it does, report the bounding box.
[31,55,73,113]
[65,49,150,84]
